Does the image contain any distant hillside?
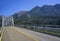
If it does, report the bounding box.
[13,4,60,26]
[13,4,60,18]
[13,11,28,19]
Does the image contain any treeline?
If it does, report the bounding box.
[0,21,2,27]
[14,16,60,26]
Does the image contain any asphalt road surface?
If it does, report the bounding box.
[1,26,35,41]
[15,27,60,41]
[1,26,60,41]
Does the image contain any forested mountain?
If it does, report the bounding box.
[13,4,60,26]
[13,4,60,18]
[29,4,60,17]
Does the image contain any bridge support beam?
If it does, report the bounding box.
[2,16,14,27]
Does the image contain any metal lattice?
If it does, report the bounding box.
[2,16,14,27]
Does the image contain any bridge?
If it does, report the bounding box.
[0,16,60,41]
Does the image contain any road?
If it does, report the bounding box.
[1,26,36,41]
[1,26,60,41]
[15,27,60,41]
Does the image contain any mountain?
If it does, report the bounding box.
[29,4,60,18]
[13,4,60,18]
[13,4,60,25]
[13,11,28,19]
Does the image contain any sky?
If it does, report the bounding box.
[0,0,60,16]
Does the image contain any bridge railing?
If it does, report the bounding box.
[15,24,60,37]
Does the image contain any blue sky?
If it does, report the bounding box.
[0,0,60,16]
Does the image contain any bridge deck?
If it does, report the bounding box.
[1,26,60,41]
[1,26,37,41]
